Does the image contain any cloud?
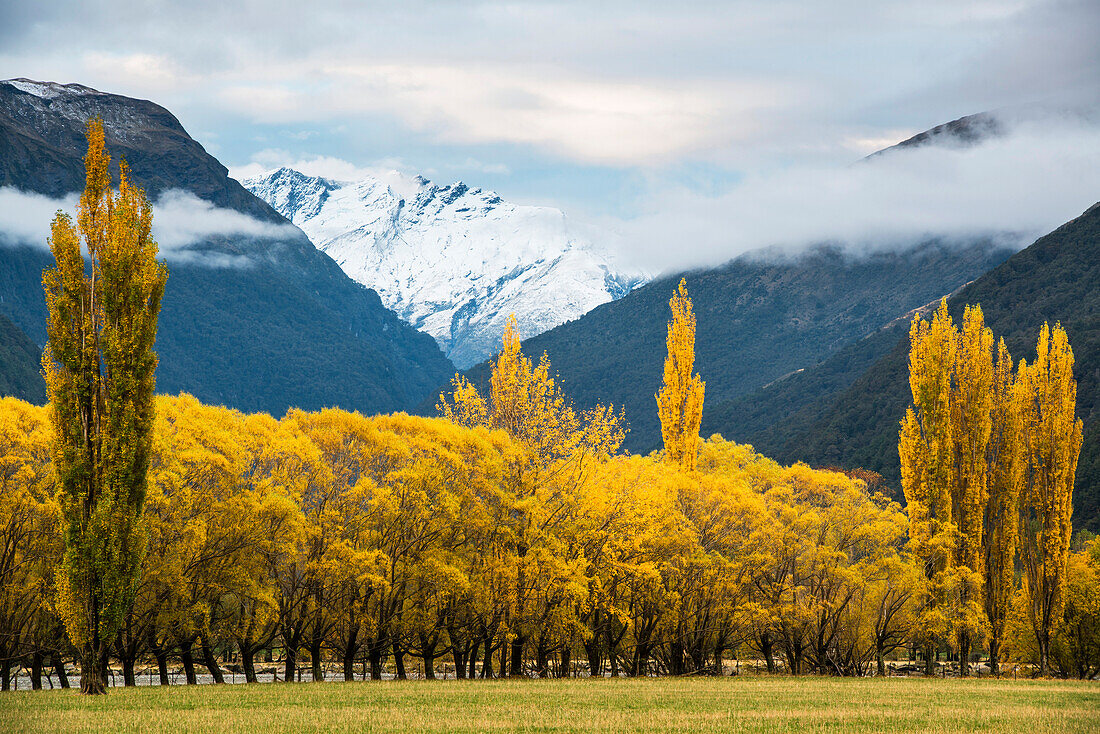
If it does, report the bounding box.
[0,188,78,248]
[150,189,298,250]
[0,187,296,264]
[605,114,1100,272]
[2,0,1098,228]
[229,151,403,183]
[214,63,787,166]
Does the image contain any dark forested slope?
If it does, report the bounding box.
[0,312,44,402]
[743,203,1100,529]
[446,240,1012,452]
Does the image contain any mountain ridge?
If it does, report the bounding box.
[0,78,453,415]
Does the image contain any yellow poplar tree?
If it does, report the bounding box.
[983,337,1023,675]
[656,278,705,472]
[43,118,168,694]
[899,299,957,674]
[949,305,994,674]
[1017,322,1082,676]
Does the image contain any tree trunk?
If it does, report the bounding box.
[499,637,508,677]
[283,644,297,683]
[422,644,436,680]
[924,642,936,677]
[669,640,684,676]
[242,643,258,684]
[309,635,323,682]
[152,645,169,685]
[120,649,135,687]
[558,645,571,678]
[509,635,525,677]
[180,640,198,685]
[0,656,10,692]
[632,642,650,677]
[31,648,43,690]
[876,647,886,677]
[535,637,549,678]
[467,638,479,679]
[200,636,225,684]
[368,641,385,680]
[53,652,71,688]
[80,643,108,694]
[453,638,467,679]
[394,644,407,680]
[341,623,360,682]
[481,638,494,679]
[342,645,356,682]
[584,637,602,678]
[760,633,776,675]
[989,636,1001,677]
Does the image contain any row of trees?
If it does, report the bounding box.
[900,301,1085,676]
[2,299,1095,688]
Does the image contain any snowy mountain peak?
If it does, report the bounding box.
[244,167,646,367]
[2,78,102,99]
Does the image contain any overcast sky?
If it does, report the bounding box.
[3,0,1099,269]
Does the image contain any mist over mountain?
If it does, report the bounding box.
[610,108,1100,273]
[245,167,644,368]
[0,78,453,415]
[726,201,1100,531]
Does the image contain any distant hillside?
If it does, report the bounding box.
[0,312,44,403]
[443,240,1012,453]
[739,203,1100,530]
[0,79,453,415]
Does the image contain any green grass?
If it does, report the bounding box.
[1,677,1097,733]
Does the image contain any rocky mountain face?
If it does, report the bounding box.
[0,78,453,415]
[245,167,645,368]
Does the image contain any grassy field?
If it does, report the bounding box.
[1,676,1097,734]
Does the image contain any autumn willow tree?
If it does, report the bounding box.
[43,118,168,694]
[439,314,623,675]
[900,299,1081,677]
[657,278,705,472]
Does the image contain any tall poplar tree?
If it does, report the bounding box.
[899,299,957,675]
[656,278,705,472]
[43,118,168,694]
[949,305,994,675]
[983,337,1023,675]
[1017,322,1082,676]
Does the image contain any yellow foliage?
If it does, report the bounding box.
[656,279,705,472]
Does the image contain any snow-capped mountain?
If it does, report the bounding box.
[243,167,646,368]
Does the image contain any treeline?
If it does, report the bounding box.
[1,312,1098,689]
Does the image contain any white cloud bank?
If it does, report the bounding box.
[606,116,1100,272]
[0,188,297,263]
